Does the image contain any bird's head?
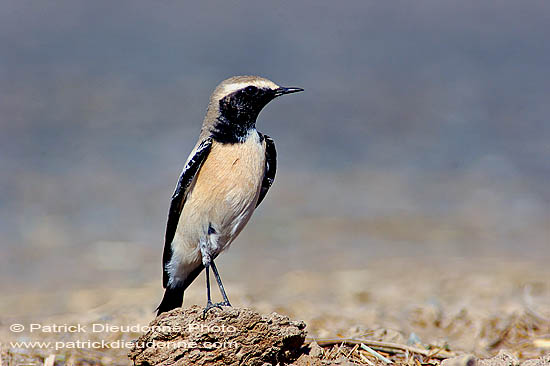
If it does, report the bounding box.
[204,76,303,142]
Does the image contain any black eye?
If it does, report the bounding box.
[244,86,257,95]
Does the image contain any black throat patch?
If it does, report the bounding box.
[210,86,275,144]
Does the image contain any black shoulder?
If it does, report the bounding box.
[256,134,276,208]
[162,138,212,288]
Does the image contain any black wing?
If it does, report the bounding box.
[162,138,212,288]
[256,134,277,208]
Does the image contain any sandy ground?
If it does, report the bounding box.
[1,257,549,365]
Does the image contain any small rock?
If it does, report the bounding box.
[309,341,324,359]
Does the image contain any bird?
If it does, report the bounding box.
[156,76,303,316]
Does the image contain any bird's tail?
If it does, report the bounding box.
[156,286,184,316]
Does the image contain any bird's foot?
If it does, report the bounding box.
[202,301,223,318]
[202,300,231,318]
[214,300,231,307]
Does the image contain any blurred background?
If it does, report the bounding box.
[1,0,549,323]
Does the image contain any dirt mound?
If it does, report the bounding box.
[128,305,307,366]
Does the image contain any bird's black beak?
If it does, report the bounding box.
[273,87,304,97]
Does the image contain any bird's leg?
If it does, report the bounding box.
[203,263,222,317]
[210,259,231,307]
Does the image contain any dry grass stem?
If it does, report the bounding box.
[307,338,456,359]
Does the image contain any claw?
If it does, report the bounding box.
[214,300,231,307]
[202,301,223,318]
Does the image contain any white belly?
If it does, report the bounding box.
[167,130,266,283]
